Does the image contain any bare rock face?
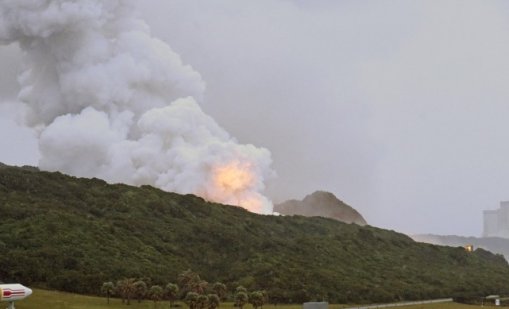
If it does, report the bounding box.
[274,191,367,225]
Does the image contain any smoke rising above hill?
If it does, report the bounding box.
[0,0,273,213]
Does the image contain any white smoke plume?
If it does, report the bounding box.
[0,0,274,213]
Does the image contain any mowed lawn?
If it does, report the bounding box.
[13,289,497,309]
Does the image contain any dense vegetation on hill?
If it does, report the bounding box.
[1,164,509,304]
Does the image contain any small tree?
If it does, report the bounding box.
[234,291,248,309]
[148,285,164,307]
[207,294,220,309]
[197,294,209,309]
[116,280,125,304]
[178,270,209,295]
[117,278,137,305]
[249,291,265,309]
[196,280,209,294]
[165,283,179,307]
[101,282,115,304]
[212,282,227,301]
[261,291,268,307]
[178,270,198,295]
[185,292,199,309]
[134,280,148,303]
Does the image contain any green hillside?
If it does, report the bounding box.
[1,164,509,304]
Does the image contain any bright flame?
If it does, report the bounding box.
[201,160,270,214]
[214,161,254,192]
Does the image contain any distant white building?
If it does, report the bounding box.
[483,201,509,238]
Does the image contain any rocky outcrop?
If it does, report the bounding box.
[274,190,367,225]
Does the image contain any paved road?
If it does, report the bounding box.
[345,298,453,309]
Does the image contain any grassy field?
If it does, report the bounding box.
[10,289,504,309]
[381,304,494,309]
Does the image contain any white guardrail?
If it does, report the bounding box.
[345,298,453,309]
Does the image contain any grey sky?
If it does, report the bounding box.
[1,0,509,236]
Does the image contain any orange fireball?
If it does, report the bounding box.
[199,161,262,213]
[213,161,254,193]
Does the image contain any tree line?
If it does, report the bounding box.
[101,270,267,308]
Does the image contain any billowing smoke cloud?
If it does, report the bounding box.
[0,0,273,213]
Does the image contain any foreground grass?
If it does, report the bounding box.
[387,304,493,309]
[15,289,325,309]
[13,289,499,309]
[15,288,171,309]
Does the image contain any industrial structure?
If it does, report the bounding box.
[483,201,509,238]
